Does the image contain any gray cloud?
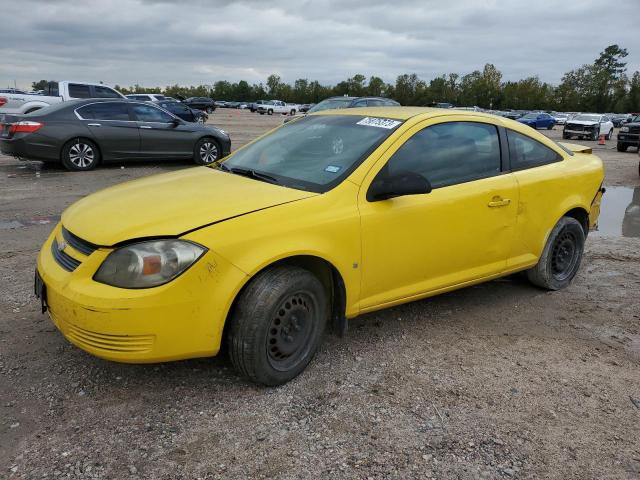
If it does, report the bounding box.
[1,0,638,90]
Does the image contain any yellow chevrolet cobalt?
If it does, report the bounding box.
[35,108,604,385]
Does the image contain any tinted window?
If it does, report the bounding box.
[353,100,367,107]
[132,104,174,123]
[507,130,561,170]
[94,86,121,99]
[68,84,92,98]
[386,122,501,189]
[77,102,130,121]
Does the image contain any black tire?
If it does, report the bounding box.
[259,111,265,115]
[607,129,613,140]
[290,109,296,115]
[61,138,100,171]
[617,143,628,152]
[206,107,214,114]
[547,124,553,130]
[590,130,598,141]
[562,132,570,139]
[227,266,328,386]
[193,137,221,165]
[526,217,585,291]
[267,109,274,115]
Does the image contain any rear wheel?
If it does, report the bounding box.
[526,217,585,290]
[61,138,99,171]
[617,143,628,152]
[193,137,220,165]
[227,266,328,385]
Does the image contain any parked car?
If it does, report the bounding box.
[183,97,216,114]
[0,99,230,170]
[214,100,228,108]
[517,112,556,130]
[553,113,570,125]
[0,81,124,115]
[155,101,208,124]
[33,108,604,385]
[126,94,169,102]
[0,88,28,94]
[503,111,526,120]
[617,114,640,152]
[226,101,242,109]
[250,100,267,112]
[298,104,314,112]
[257,100,300,115]
[563,114,614,141]
[612,114,633,128]
[306,96,400,114]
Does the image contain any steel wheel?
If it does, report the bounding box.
[199,141,218,164]
[550,229,579,282]
[266,292,317,371]
[68,142,95,168]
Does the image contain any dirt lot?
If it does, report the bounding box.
[1,111,639,479]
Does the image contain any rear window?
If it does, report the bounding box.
[68,84,92,98]
[77,102,130,121]
[507,130,562,170]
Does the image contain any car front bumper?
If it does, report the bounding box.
[37,223,247,363]
[617,133,639,144]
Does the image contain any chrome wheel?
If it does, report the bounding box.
[199,141,218,164]
[68,143,95,168]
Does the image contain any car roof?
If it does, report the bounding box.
[313,106,502,121]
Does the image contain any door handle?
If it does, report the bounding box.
[87,123,101,127]
[488,197,511,208]
[140,125,152,129]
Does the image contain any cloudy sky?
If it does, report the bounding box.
[2,0,638,90]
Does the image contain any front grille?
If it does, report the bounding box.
[51,238,81,272]
[62,227,98,256]
[628,126,640,135]
[566,124,591,132]
[65,322,155,354]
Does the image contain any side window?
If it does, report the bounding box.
[386,122,502,189]
[78,103,130,121]
[506,129,561,170]
[132,104,174,123]
[94,86,121,99]
[353,100,367,107]
[68,84,92,98]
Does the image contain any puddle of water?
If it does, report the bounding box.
[592,186,640,238]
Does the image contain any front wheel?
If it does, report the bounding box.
[193,137,221,165]
[267,109,274,115]
[206,107,214,114]
[591,130,598,141]
[547,124,553,130]
[526,217,585,290]
[61,138,100,171]
[617,143,628,152]
[607,129,613,140]
[562,132,570,139]
[227,266,328,386]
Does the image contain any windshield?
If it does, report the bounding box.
[220,115,402,192]
[556,113,569,118]
[307,98,353,113]
[574,114,601,122]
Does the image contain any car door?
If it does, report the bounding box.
[130,103,196,158]
[75,102,140,159]
[505,129,567,269]
[357,119,518,310]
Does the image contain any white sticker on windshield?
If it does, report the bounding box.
[356,117,401,129]
[325,165,342,173]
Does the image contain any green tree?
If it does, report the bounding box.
[266,74,281,97]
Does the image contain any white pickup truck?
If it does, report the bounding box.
[0,81,125,114]
[256,100,300,115]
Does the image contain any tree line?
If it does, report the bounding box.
[32,44,640,113]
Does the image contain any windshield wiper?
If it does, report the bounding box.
[228,167,279,185]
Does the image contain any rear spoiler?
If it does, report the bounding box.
[559,142,592,154]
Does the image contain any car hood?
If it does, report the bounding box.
[566,120,600,126]
[62,167,317,246]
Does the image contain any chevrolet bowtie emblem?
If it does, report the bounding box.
[57,240,67,252]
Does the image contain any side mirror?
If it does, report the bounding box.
[367,171,432,202]
[170,118,181,127]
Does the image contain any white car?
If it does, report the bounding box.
[126,93,171,102]
[563,114,615,141]
[553,113,570,125]
[0,81,124,114]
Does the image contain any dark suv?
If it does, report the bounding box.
[617,115,640,152]
[183,97,216,114]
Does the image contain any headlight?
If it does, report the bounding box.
[94,240,206,288]
[621,126,629,132]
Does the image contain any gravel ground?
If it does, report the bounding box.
[1,111,639,479]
